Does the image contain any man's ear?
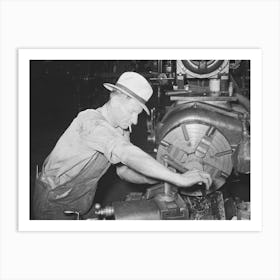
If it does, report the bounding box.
[110,93,121,106]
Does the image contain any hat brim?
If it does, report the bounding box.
[103,83,150,115]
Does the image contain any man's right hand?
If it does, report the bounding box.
[177,169,212,190]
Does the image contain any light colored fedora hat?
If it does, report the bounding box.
[103,72,153,115]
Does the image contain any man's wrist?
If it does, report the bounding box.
[172,173,184,187]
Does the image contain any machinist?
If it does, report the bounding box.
[32,71,212,219]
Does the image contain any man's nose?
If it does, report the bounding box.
[132,114,138,125]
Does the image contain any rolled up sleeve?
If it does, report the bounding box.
[78,117,130,164]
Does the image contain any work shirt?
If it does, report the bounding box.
[33,106,130,219]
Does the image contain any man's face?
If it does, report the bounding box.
[114,94,143,130]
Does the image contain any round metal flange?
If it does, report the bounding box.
[177,60,229,79]
[156,122,233,196]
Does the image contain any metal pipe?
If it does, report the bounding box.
[163,156,172,195]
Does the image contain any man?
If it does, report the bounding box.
[32,72,212,219]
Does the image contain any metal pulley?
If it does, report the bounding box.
[177,60,229,79]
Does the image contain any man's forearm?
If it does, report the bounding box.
[117,165,158,184]
[117,143,183,186]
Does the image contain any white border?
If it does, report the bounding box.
[19,49,262,232]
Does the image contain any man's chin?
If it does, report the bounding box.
[119,124,129,130]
